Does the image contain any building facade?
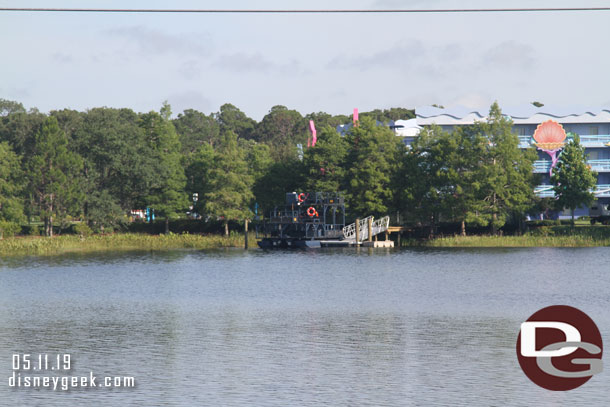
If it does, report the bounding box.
[410,106,610,217]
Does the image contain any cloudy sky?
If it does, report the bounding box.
[2,0,610,119]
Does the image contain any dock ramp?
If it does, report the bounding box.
[342,216,390,241]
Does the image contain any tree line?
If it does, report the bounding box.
[0,98,595,237]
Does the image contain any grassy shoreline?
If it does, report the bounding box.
[416,234,610,247]
[0,233,254,257]
[1,227,609,257]
[406,226,610,247]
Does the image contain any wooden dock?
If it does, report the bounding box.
[362,240,394,248]
[319,218,407,248]
[387,226,409,233]
[320,239,394,248]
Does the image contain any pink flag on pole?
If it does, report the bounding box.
[353,108,359,124]
[309,120,317,147]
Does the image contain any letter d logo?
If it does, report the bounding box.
[520,321,581,357]
[516,305,603,391]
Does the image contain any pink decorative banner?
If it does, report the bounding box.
[353,108,359,124]
[309,120,317,147]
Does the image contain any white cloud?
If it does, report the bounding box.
[212,52,301,74]
[179,59,204,80]
[106,26,211,58]
[482,41,536,71]
[327,40,470,82]
[51,52,74,64]
[328,40,426,71]
[448,93,494,109]
[167,91,213,115]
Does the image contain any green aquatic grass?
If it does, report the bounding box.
[416,227,610,247]
[423,235,610,247]
[0,232,256,257]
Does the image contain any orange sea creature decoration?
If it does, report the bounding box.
[532,120,567,175]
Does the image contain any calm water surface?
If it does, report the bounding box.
[1,247,609,406]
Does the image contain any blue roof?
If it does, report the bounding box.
[417,105,610,120]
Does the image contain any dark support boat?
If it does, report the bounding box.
[257,192,346,249]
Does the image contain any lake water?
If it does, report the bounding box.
[1,247,609,406]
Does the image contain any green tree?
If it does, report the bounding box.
[28,117,84,236]
[551,135,597,224]
[174,109,221,153]
[184,143,215,216]
[476,102,537,233]
[0,141,25,223]
[404,125,487,235]
[75,107,154,228]
[51,109,84,143]
[85,190,127,233]
[140,103,189,233]
[345,117,404,218]
[0,109,46,157]
[253,159,305,215]
[399,129,439,228]
[358,107,415,124]
[303,112,349,131]
[215,103,256,140]
[445,126,490,235]
[402,103,536,235]
[241,139,274,216]
[204,131,254,235]
[302,126,348,192]
[254,105,305,162]
[0,98,26,116]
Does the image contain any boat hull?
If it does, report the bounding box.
[257,238,323,249]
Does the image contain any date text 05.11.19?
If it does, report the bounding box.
[12,354,71,371]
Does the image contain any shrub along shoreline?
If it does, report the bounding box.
[0,233,255,257]
[1,226,609,257]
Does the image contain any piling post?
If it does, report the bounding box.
[244,219,249,249]
[355,218,360,245]
[367,217,372,242]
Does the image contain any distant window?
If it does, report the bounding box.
[589,126,599,135]
[518,127,527,136]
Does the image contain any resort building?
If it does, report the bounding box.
[410,105,610,217]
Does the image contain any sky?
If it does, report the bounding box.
[1,0,610,120]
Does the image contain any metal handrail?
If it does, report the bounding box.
[588,159,610,171]
[519,134,610,146]
[342,216,390,241]
[579,135,610,144]
[533,159,610,173]
[534,184,610,198]
[342,216,372,240]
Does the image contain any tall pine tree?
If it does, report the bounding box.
[477,102,536,234]
[141,103,188,233]
[302,126,348,193]
[28,117,84,236]
[551,135,597,224]
[344,117,404,218]
[0,142,25,237]
[204,131,254,235]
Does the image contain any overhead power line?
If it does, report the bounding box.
[1,7,610,14]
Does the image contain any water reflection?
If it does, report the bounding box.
[1,248,609,405]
